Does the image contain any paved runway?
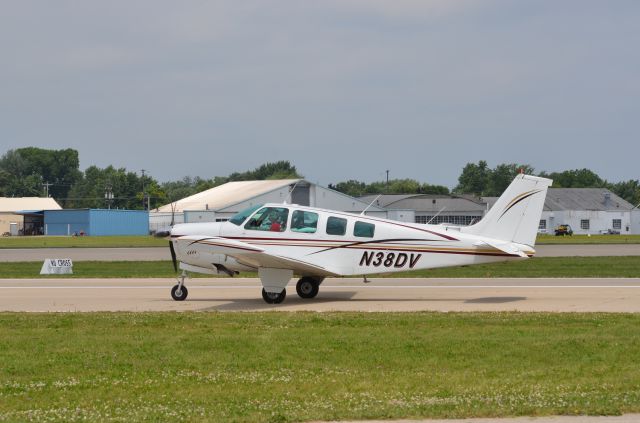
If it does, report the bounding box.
[2,244,639,262]
[1,277,639,312]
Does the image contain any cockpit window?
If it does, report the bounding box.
[229,204,263,226]
[291,210,318,233]
[244,207,289,232]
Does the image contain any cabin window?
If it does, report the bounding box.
[354,221,375,238]
[291,210,318,233]
[326,216,347,236]
[244,207,289,232]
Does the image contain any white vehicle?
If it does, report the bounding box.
[164,174,552,304]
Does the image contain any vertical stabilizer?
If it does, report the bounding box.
[463,174,552,247]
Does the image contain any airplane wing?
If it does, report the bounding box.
[174,235,340,276]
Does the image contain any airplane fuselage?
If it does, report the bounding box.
[170,203,534,278]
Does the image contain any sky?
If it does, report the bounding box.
[1,0,639,188]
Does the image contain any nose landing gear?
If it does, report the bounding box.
[171,270,189,301]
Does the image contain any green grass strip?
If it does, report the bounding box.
[536,234,640,244]
[0,236,166,248]
[1,256,638,279]
[0,312,638,422]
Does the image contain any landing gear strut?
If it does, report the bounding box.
[262,288,286,304]
[171,270,189,301]
[296,277,321,299]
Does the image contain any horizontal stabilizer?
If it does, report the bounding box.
[473,240,530,257]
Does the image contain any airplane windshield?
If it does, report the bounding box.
[229,204,264,226]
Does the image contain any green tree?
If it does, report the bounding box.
[487,163,535,196]
[328,180,367,197]
[0,148,81,203]
[67,166,162,210]
[329,178,449,196]
[541,168,606,188]
[610,180,640,207]
[454,160,491,195]
[227,161,301,182]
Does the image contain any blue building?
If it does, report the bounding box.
[44,209,149,236]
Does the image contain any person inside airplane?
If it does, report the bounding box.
[245,207,289,232]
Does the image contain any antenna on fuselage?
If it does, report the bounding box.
[283,180,301,204]
[426,206,446,224]
[361,195,381,216]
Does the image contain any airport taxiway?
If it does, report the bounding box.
[1,277,639,312]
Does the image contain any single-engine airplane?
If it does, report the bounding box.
[160,174,552,304]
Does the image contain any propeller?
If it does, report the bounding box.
[169,240,178,273]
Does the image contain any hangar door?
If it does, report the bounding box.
[291,184,310,206]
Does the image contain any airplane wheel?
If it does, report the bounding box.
[171,284,188,301]
[262,288,286,304]
[296,277,319,299]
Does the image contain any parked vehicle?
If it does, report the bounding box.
[554,224,573,236]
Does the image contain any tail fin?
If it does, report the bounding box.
[463,174,552,247]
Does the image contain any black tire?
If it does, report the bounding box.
[262,288,286,304]
[296,277,319,299]
[171,284,188,301]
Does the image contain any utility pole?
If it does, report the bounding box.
[385,170,389,193]
[42,181,54,198]
[141,169,147,211]
[105,183,114,210]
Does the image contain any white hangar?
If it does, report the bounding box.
[0,197,62,235]
[363,188,640,235]
[540,188,640,235]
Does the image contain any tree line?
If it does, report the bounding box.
[1,148,638,209]
[0,148,300,209]
[454,160,640,206]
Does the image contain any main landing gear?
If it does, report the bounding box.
[262,288,286,304]
[295,277,321,299]
[171,270,189,301]
[260,277,325,304]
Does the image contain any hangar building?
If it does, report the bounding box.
[540,188,638,235]
[0,197,61,235]
[150,179,384,233]
[363,188,639,235]
[359,194,487,226]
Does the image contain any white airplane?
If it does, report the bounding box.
[163,174,552,304]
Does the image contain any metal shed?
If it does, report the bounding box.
[44,209,149,236]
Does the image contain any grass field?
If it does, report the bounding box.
[0,236,166,248]
[536,234,640,244]
[0,312,638,422]
[1,256,639,279]
[1,234,640,249]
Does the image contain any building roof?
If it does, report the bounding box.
[544,188,634,211]
[359,194,487,213]
[156,179,301,213]
[0,197,62,212]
